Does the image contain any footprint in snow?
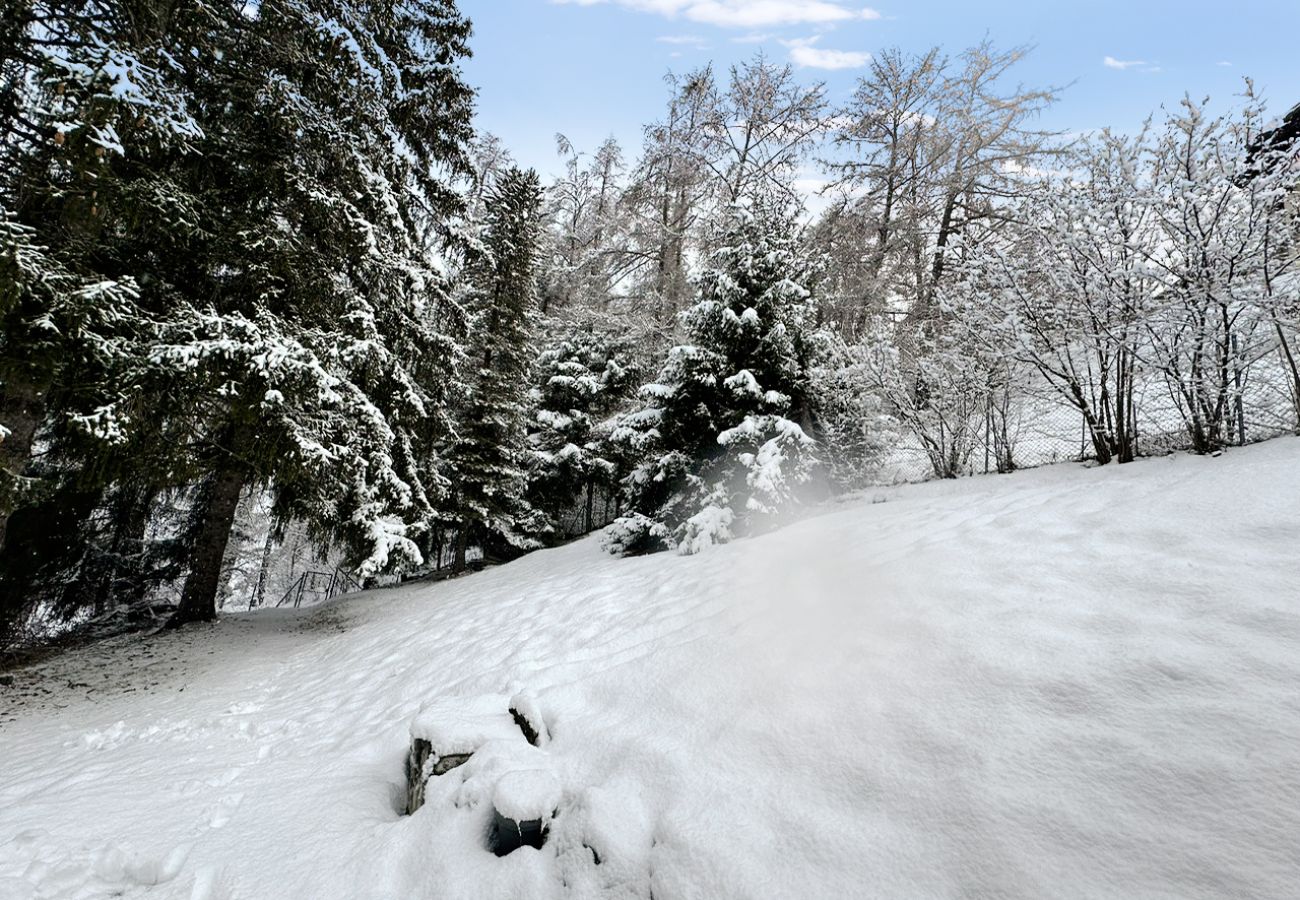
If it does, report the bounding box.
[189,865,235,900]
[207,792,245,829]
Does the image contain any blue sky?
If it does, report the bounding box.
[459,0,1300,179]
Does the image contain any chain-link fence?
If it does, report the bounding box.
[874,353,1300,485]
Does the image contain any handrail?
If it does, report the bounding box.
[263,567,363,610]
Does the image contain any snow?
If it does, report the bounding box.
[3,438,1300,898]
[409,694,521,756]
[509,690,550,747]
[493,769,561,822]
[722,369,761,397]
[676,502,734,555]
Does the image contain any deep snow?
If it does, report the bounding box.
[2,439,1300,899]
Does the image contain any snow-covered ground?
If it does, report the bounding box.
[3,438,1300,899]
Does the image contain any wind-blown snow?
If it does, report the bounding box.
[3,439,1300,898]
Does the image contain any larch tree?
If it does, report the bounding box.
[823,42,1060,329]
[542,134,627,314]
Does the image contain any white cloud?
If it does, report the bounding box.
[552,0,882,29]
[783,35,870,70]
[1104,56,1163,74]
[1217,60,1233,67]
[657,34,708,46]
[790,45,870,69]
[1103,56,1145,70]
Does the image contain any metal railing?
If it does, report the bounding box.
[265,568,363,610]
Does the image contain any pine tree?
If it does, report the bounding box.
[445,167,546,568]
[1,0,478,633]
[526,319,639,537]
[0,0,216,638]
[155,0,476,623]
[609,200,822,555]
[0,0,206,538]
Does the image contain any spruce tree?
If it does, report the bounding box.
[1,0,478,632]
[445,167,546,567]
[0,0,217,637]
[609,201,822,555]
[527,320,639,537]
[158,0,476,622]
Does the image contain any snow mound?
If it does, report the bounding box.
[409,693,521,756]
[493,769,561,823]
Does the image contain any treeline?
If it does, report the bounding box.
[2,7,1297,645]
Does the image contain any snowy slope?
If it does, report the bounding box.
[3,439,1300,900]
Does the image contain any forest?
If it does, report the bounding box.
[2,0,1298,650]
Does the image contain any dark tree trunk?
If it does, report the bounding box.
[1114,348,1136,464]
[252,524,276,609]
[453,526,467,573]
[0,374,46,552]
[175,443,249,625]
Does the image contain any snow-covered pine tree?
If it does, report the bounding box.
[445,167,546,568]
[0,0,217,637]
[608,200,821,556]
[526,320,639,537]
[0,0,205,532]
[142,0,476,622]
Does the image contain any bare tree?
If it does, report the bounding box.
[1139,91,1296,451]
[949,130,1156,463]
[824,43,1061,330]
[623,67,719,321]
[542,134,627,313]
[703,54,827,204]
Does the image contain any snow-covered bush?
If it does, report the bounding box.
[717,414,817,517]
[600,512,669,557]
[861,319,1004,479]
[675,499,735,556]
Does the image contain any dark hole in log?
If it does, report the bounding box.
[488,808,549,856]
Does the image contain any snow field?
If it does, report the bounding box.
[1,438,1299,898]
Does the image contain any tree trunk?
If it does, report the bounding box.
[215,488,257,610]
[252,524,276,609]
[583,480,595,534]
[453,526,467,573]
[175,449,248,625]
[0,374,46,552]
